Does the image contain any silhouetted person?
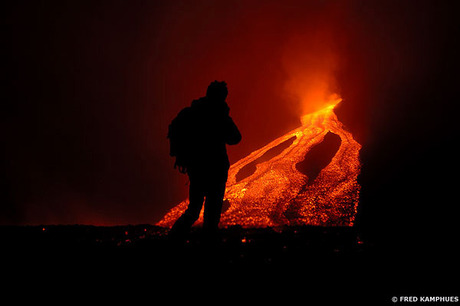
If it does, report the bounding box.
[168,81,241,240]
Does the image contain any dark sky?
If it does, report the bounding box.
[3,0,459,227]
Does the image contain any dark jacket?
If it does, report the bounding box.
[187,97,241,178]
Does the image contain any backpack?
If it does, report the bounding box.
[168,106,194,173]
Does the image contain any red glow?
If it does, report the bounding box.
[158,101,361,228]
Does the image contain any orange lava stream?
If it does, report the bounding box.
[157,104,361,228]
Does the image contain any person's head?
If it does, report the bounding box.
[206,81,228,101]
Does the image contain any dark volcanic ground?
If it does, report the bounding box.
[2,224,457,303]
[1,224,367,263]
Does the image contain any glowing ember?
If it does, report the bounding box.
[158,101,361,228]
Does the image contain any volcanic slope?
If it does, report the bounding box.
[158,105,361,228]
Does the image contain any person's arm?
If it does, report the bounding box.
[224,115,242,145]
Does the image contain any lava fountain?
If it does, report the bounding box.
[158,98,361,228]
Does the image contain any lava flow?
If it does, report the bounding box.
[158,100,361,228]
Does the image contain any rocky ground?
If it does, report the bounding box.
[0,224,369,265]
[2,224,455,304]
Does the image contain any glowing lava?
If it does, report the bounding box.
[158,101,361,228]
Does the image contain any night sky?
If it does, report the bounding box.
[3,0,459,239]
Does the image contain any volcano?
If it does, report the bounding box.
[158,102,361,228]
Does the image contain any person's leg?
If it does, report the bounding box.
[203,180,226,233]
[170,178,205,237]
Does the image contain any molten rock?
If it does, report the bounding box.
[158,105,361,228]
